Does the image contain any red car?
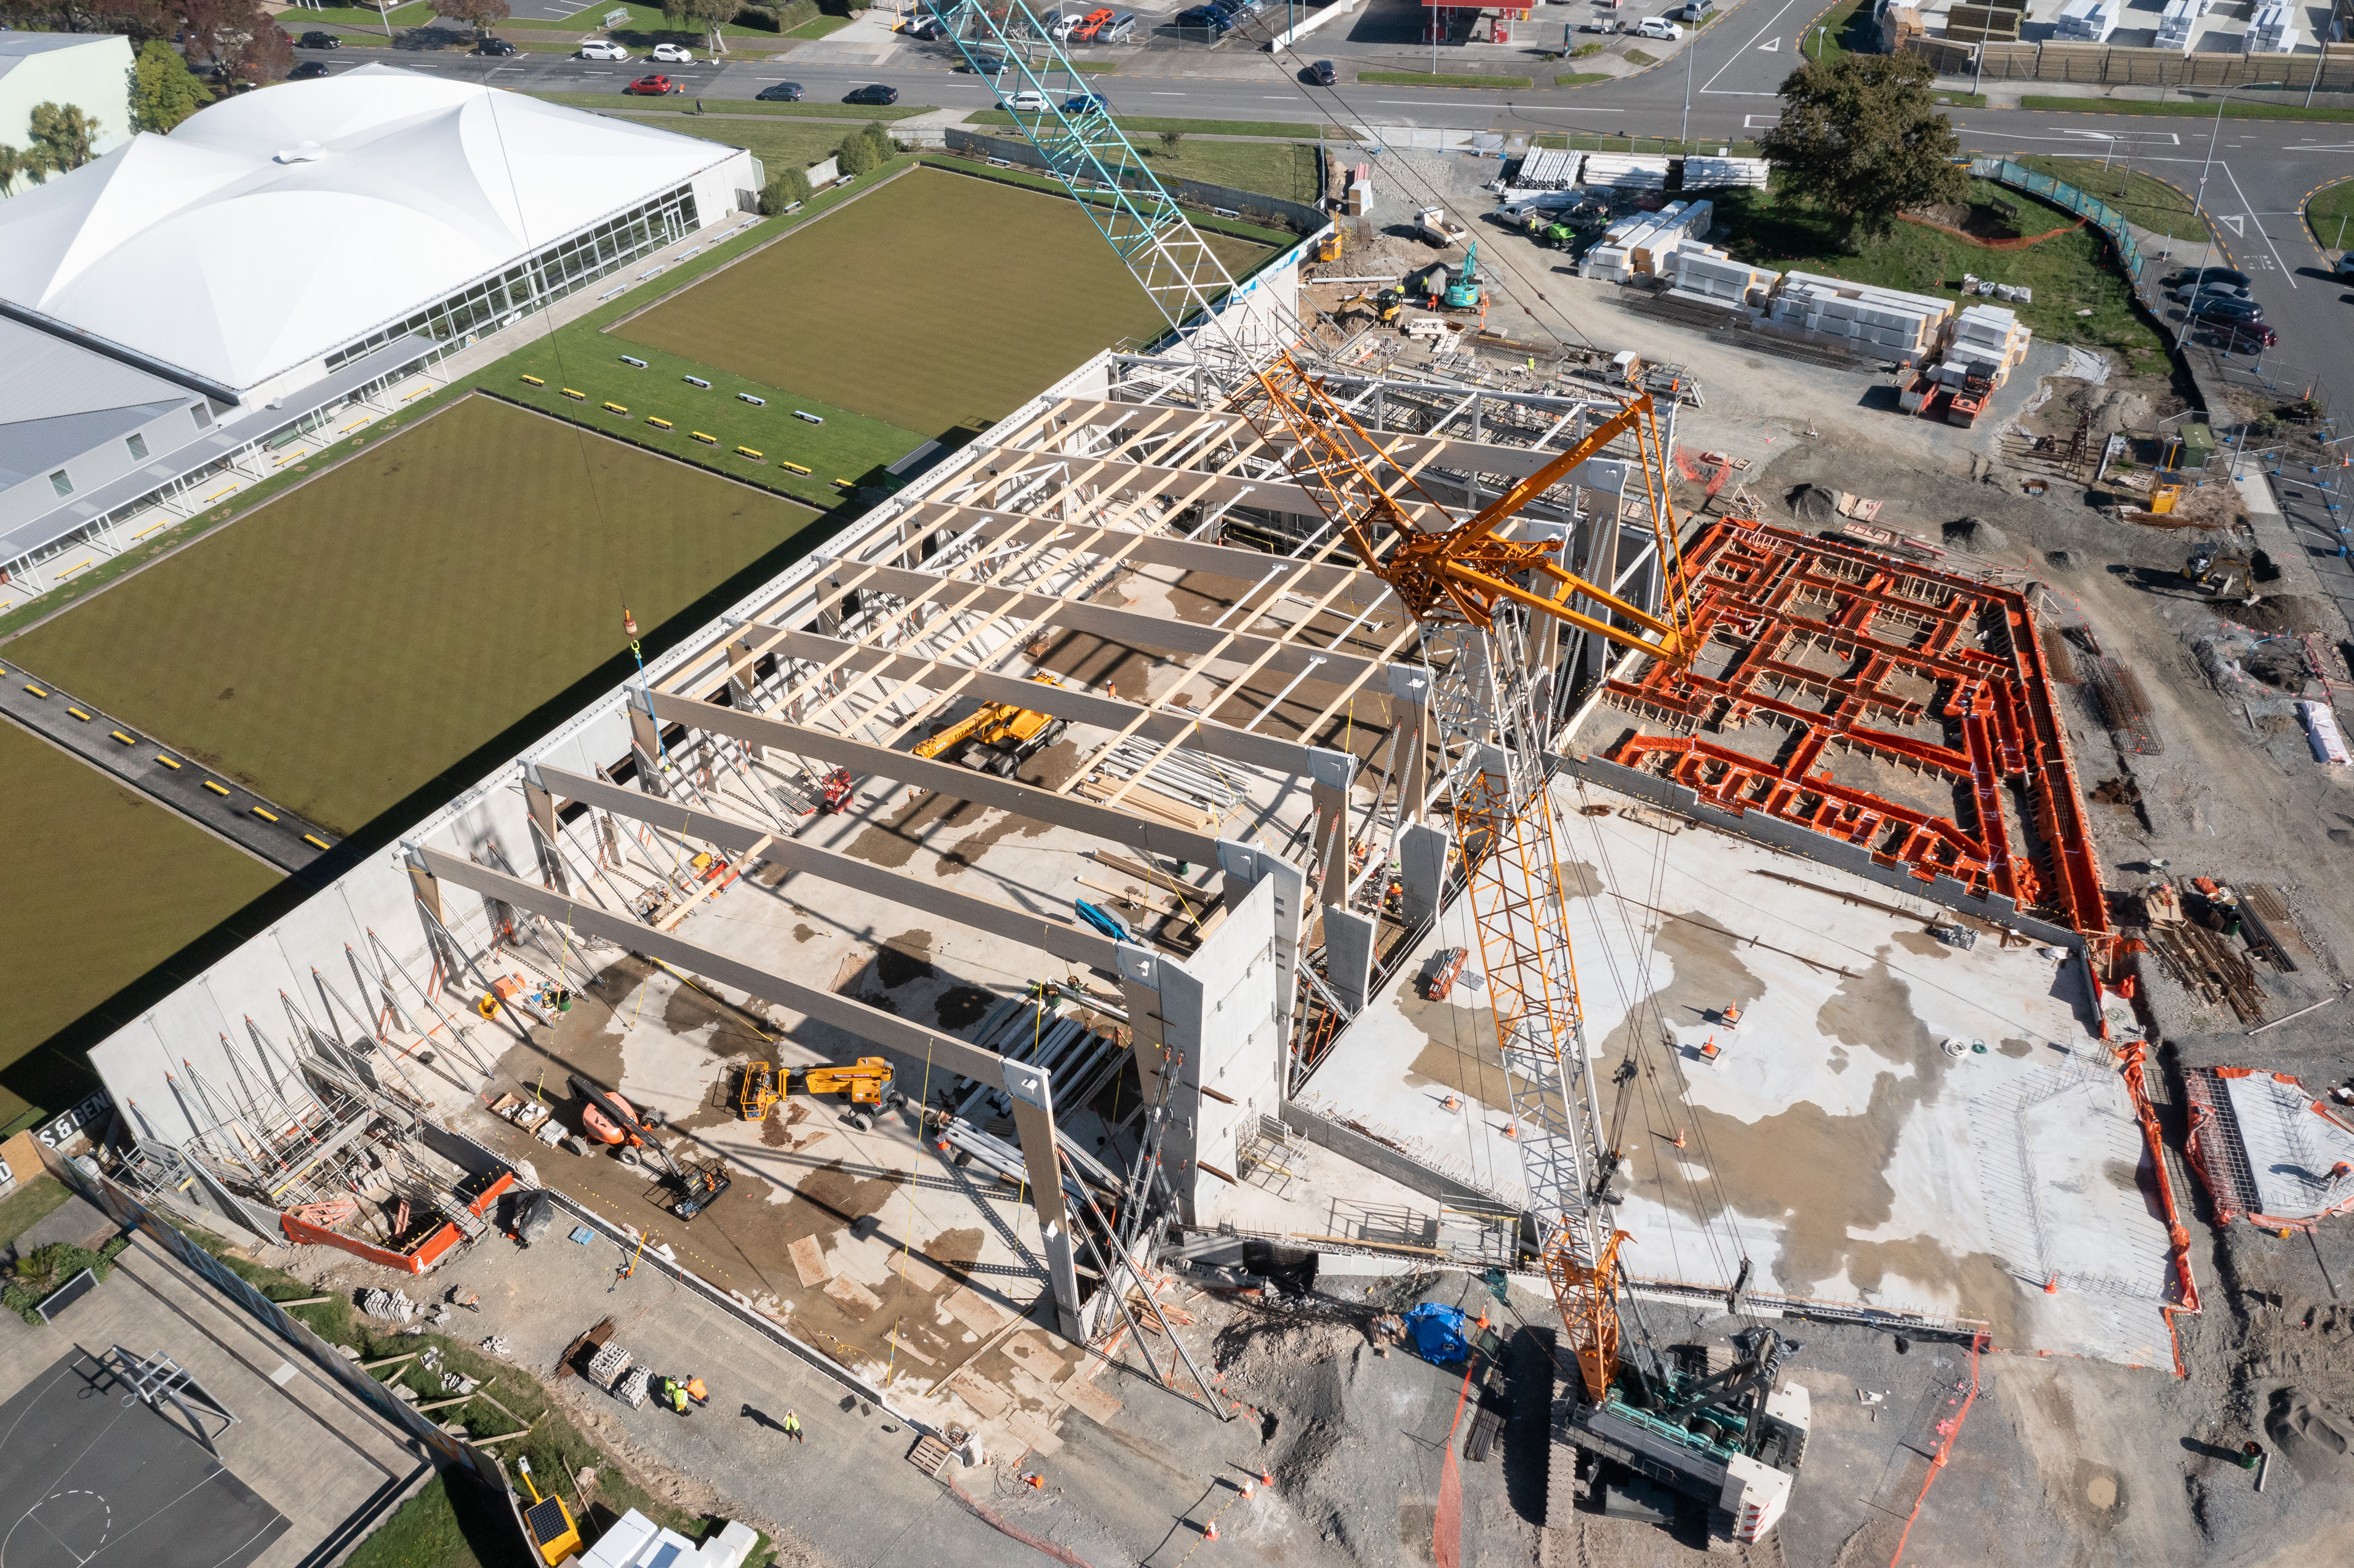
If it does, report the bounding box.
[626,74,677,95]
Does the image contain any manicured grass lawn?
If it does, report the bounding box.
[1714,177,2165,358]
[1071,59,1119,72]
[2018,96,2354,123]
[784,11,853,36]
[1358,71,1533,88]
[616,166,1267,434]
[2309,178,2354,256]
[968,111,1334,139]
[8,398,819,836]
[504,0,778,35]
[0,724,279,1129]
[272,1,432,28]
[1621,49,1657,66]
[1555,72,1608,87]
[1802,0,1873,63]
[1533,133,1760,155]
[2009,155,2211,243]
[0,1175,75,1249]
[1930,91,1987,108]
[1139,140,1322,203]
[527,90,935,121]
[655,114,886,178]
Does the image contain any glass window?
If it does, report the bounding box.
[192,403,212,429]
[50,470,73,497]
[126,432,148,461]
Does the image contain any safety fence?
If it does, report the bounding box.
[1911,37,2354,92]
[1969,156,2146,282]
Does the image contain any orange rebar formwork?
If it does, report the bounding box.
[1598,518,2111,953]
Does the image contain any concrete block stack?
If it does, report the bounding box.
[1580,153,1671,191]
[1767,272,1953,358]
[1679,156,1770,190]
[2053,0,2118,39]
[1944,302,2033,385]
[2155,0,2207,52]
[1673,245,1779,306]
[2243,3,2299,50]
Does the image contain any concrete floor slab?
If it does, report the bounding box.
[1297,783,2180,1364]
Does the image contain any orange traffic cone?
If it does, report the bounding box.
[2044,1274,2059,1295]
[1203,1520,1218,1542]
[1240,1477,1254,1497]
[1673,1128,1687,1149]
[1260,1469,1274,1489]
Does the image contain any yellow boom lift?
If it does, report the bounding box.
[912,673,1070,777]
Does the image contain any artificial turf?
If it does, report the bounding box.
[0,724,280,1128]
[7,397,819,836]
[613,166,1269,436]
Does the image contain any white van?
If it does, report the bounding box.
[1633,15,1684,37]
[1103,11,1139,39]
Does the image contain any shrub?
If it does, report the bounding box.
[4,1238,129,1325]
[837,133,875,177]
[760,163,813,213]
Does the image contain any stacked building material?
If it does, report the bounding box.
[1345,162,1372,216]
[1508,147,1583,192]
[1767,272,1952,358]
[1944,302,2033,385]
[2154,0,2207,52]
[2053,0,2118,40]
[2243,3,2299,50]
[1943,0,2022,41]
[1673,245,1779,306]
[1580,153,1671,191]
[1678,156,1769,190]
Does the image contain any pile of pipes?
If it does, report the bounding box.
[1579,153,1670,191]
[951,995,1130,1134]
[1507,147,1583,192]
[1679,156,1769,190]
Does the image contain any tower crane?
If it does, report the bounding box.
[911,0,1808,1543]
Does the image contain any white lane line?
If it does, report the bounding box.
[1702,0,1804,95]
[2220,161,2295,288]
[1153,90,1185,95]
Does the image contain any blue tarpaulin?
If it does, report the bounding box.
[1404,1303,1471,1365]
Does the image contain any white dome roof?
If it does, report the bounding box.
[0,67,739,394]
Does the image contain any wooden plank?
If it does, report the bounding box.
[788,1233,833,1288]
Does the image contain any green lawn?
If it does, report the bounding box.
[1534,132,1760,155]
[2008,156,2211,243]
[658,114,887,176]
[967,111,1336,139]
[272,0,432,28]
[527,91,936,121]
[1358,71,1533,88]
[1071,58,1119,73]
[503,0,780,36]
[616,165,1267,435]
[1555,72,1608,87]
[1714,177,2165,358]
[7,399,819,836]
[2017,96,2354,123]
[1622,49,1657,66]
[784,11,853,36]
[0,1176,76,1251]
[0,724,280,1129]
[1802,0,1873,63]
[1930,91,1988,108]
[1140,140,1322,203]
[2309,178,2354,256]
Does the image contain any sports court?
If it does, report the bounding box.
[0,1232,430,1568]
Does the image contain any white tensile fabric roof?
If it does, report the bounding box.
[0,66,737,394]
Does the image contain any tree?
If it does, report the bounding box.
[130,39,209,132]
[1757,53,1966,247]
[759,162,812,215]
[174,0,293,84]
[835,129,875,177]
[28,103,98,173]
[856,120,893,166]
[0,143,48,195]
[659,0,738,45]
[429,0,509,32]
[1159,129,1184,156]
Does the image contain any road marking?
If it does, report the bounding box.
[2284,142,2354,152]
[1757,36,1780,49]
[1153,90,1185,95]
[1703,0,1805,95]
[2221,161,2295,287]
[2221,214,2245,235]
[1743,113,1780,128]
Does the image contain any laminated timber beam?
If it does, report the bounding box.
[711,626,1346,782]
[645,689,1231,865]
[532,765,1125,974]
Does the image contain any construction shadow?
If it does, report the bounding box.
[1501,1325,1556,1528]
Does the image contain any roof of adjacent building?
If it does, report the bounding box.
[0,33,128,69]
[0,65,742,394]
[0,316,189,494]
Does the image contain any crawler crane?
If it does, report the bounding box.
[914,0,1809,1544]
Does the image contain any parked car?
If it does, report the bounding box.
[1063,92,1112,113]
[1176,6,1231,28]
[647,41,694,62]
[1048,12,1083,38]
[1676,0,1713,19]
[2207,320,2277,352]
[298,30,342,48]
[471,36,517,55]
[1002,89,1051,113]
[1306,58,1338,84]
[846,83,900,104]
[1633,16,1684,38]
[627,73,678,94]
[289,59,332,77]
[2173,279,2250,303]
[1099,11,1139,40]
[959,52,1008,72]
[2191,298,2265,327]
[756,80,805,100]
[2337,251,2354,279]
[579,38,630,58]
[2170,265,2250,289]
[1071,7,1116,40]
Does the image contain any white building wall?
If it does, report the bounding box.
[689,147,760,227]
[0,35,135,186]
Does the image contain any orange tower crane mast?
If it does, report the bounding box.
[918,0,1701,1405]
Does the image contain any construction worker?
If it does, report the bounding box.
[662,1377,690,1417]
[685,1376,709,1408]
[782,1409,804,1444]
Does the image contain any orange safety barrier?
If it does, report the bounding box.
[2120,1039,2199,1376]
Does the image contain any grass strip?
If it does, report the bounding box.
[1622,49,1658,66]
[915,153,1297,244]
[528,89,936,120]
[2018,96,2354,122]
[2007,155,2212,243]
[1357,71,1534,88]
[2308,178,2354,255]
[1554,72,1608,87]
[967,110,1334,137]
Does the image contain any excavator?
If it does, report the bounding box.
[2184,541,2260,605]
[915,0,1810,1546]
[912,673,1069,777]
